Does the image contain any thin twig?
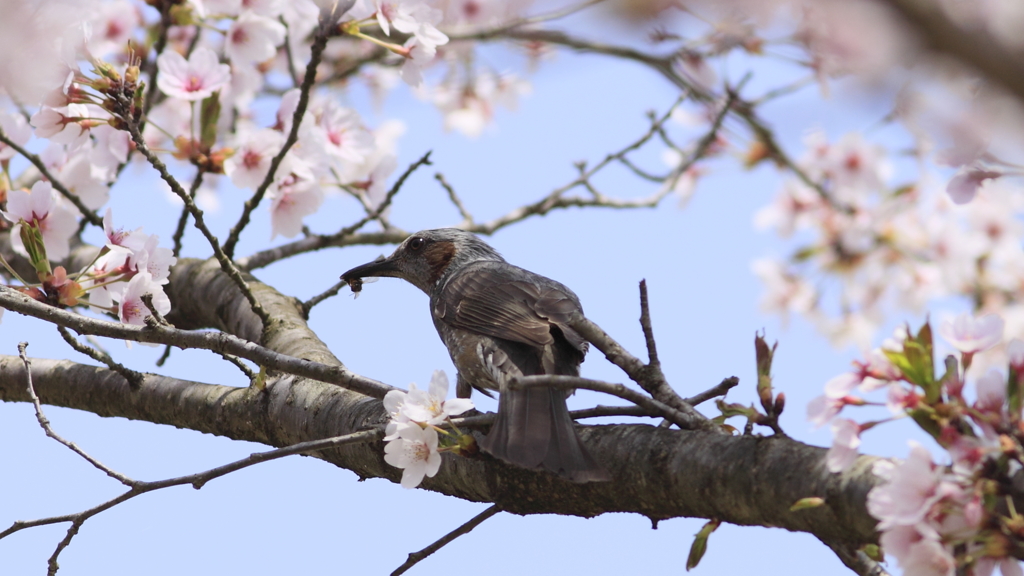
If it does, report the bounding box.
[569,404,658,419]
[57,326,145,389]
[171,170,205,258]
[120,117,272,327]
[218,353,257,380]
[221,7,347,259]
[391,505,502,576]
[237,151,432,272]
[0,286,394,399]
[17,342,137,487]
[638,279,659,367]
[0,128,103,227]
[510,375,705,430]
[302,278,349,317]
[435,173,474,225]
[141,293,172,327]
[0,427,382,571]
[567,313,706,429]
[684,377,739,407]
[141,0,173,118]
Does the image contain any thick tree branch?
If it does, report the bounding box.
[0,354,884,547]
[877,0,1024,105]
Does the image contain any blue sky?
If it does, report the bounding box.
[0,11,948,574]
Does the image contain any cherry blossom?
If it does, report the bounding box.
[103,208,146,254]
[30,104,90,146]
[117,272,171,325]
[2,181,78,262]
[225,129,285,189]
[374,0,448,48]
[826,418,861,472]
[867,443,947,530]
[87,0,140,58]
[383,424,442,488]
[939,312,1004,355]
[156,47,232,101]
[268,174,323,239]
[225,12,286,63]
[400,370,474,425]
[946,167,1002,205]
[0,111,32,161]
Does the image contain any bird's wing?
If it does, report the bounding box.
[435,262,588,354]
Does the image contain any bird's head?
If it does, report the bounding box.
[341,228,504,294]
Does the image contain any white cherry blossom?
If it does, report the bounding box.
[118,272,171,325]
[2,181,78,262]
[157,47,232,101]
[383,424,441,488]
[0,111,32,161]
[225,129,285,189]
[939,312,1004,355]
[226,12,286,63]
[826,418,861,472]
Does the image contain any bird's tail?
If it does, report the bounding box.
[479,385,610,482]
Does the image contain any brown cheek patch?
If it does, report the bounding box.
[424,241,456,284]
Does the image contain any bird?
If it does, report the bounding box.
[341,228,610,482]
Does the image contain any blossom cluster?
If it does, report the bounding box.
[754,130,1024,358]
[808,312,1024,575]
[381,370,473,488]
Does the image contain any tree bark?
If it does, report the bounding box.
[0,256,884,546]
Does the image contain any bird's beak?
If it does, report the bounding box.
[341,254,402,283]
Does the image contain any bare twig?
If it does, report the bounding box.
[435,173,474,225]
[218,353,257,380]
[567,313,712,430]
[171,170,205,258]
[0,286,394,399]
[141,0,173,117]
[391,505,502,576]
[237,151,432,272]
[638,279,659,367]
[141,293,172,327]
[17,342,137,487]
[569,404,659,419]
[0,427,382,573]
[120,118,272,327]
[302,278,349,317]
[221,6,350,259]
[57,326,145,389]
[0,128,103,227]
[684,377,739,407]
[820,537,891,576]
[510,375,707,430]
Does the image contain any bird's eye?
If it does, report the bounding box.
[409,237,425,251]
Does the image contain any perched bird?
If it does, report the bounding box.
[342,228,609,482]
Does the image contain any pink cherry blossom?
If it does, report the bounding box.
[157,47,232,101]
[946,167,1002,205]
[268,175,323,239]
[2,181,78,262]
[117,272,171,325]
[974,369,1006,414]
[226,12,286,63]
[383,424,441,488]
[30,104,90,146]
[826,418,861,472]
[0,111,32,161]
[318,104,374,166]
[901,537,956,576]
[399,37,438,87]
[975,557,1024,576]
[1008,339,1024,370]
[225,129,285,189]
[375,0,448,48]
[866,443,946,530]
[939,312,1004,354]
